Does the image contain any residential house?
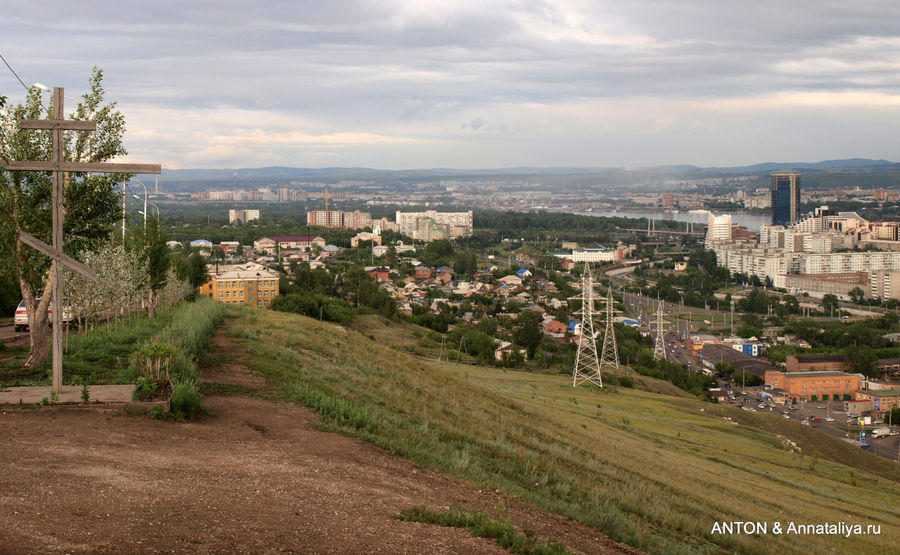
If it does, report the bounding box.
[495,340,527,362]
[542,318,567,336]
[415,265,432,279]
[498,275,523,287]
[368,266,391,280]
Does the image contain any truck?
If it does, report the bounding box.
[871,427,892,438]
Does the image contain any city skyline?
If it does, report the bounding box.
[2,2,900,170]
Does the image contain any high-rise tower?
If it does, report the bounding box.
[770,172,801,226]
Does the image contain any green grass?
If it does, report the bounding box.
[0,312,176,387]
[1,299,224,394]
[396,506,569,555]
[227,307,900,554]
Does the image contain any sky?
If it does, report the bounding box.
[2,0,900,170]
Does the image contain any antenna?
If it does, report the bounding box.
[571,264,602,388]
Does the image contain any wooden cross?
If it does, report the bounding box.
[1,87,161,393]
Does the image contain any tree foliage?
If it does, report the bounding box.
[0,68,128,365]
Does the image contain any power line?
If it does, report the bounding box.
[0,51,29,91]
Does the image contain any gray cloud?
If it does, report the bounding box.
[1,1,899,168]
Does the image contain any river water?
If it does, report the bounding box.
[581,210,769,231]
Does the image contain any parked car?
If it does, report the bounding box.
[812,417,823,423]
[13,298,73,332]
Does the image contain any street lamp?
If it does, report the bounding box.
[138,200,160,220]
[130,178,149,229]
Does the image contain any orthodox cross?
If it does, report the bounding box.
[1,87,161,393]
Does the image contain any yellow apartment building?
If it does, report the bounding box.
[199,262,280,307]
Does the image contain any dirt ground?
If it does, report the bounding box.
[0,331,639,554]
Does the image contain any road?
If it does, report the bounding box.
[719,385,900,462]
[0,323,28,344]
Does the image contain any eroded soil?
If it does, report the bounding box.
[0,329,638,554]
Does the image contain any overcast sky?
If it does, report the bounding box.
[2,1,899,170]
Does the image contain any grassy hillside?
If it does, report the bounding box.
[226,307,899,554]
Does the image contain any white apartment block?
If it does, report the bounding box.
[396,210,473,241]
[870,271,900,300]
[705,214,732,244]
[801,252,900,274]
[228,209,260,224]
[569,248,620,263]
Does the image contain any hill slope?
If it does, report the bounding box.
[230,307,899,554]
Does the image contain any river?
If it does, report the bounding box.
[580,209,769,231]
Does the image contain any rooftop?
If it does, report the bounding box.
[784,371,854,379]
[213,262,278,280]
[791,355,846,363]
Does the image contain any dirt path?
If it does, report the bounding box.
[0,327,638,554]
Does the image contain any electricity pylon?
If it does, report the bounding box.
[572,264,602,387]
[598,285,619,371]
[652,300,667,361]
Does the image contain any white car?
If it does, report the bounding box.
[13,299,73,332]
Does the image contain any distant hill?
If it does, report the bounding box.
[138,159,899,192]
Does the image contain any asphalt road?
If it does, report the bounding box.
[720,385,900,462]
[0,323,27,344]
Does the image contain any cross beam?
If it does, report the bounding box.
[0,87,161,393]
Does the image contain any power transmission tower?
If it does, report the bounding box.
[653,300,667,361]
[456,335,469,362]
[437,335,446,362]
[599,285,620,371]
[572,264,602,387]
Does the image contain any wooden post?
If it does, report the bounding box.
[51,88,64,393]
[2,86,161,394]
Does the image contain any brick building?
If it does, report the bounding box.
[785,354,847,373]
[764,370,861,402]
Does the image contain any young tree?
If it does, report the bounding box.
[0,69,127,366]
[513,311,544,359]
[128,216,169,318]
[822,294,840,316]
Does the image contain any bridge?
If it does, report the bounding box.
[617,228,705,236]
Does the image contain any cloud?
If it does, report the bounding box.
[2,1,899,168]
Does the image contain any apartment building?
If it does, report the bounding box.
[395,210,473,241]
[199,262,280,308]
[870,271,900,301]
[253,235,326,255]
[228,209,260,224]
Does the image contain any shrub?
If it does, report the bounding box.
[133,376,158,401]
[170,382,206,419]
[149,404,166,420]
[129,342,177,382]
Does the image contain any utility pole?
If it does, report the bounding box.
[121,181,127,242]
[731,299,735,336]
